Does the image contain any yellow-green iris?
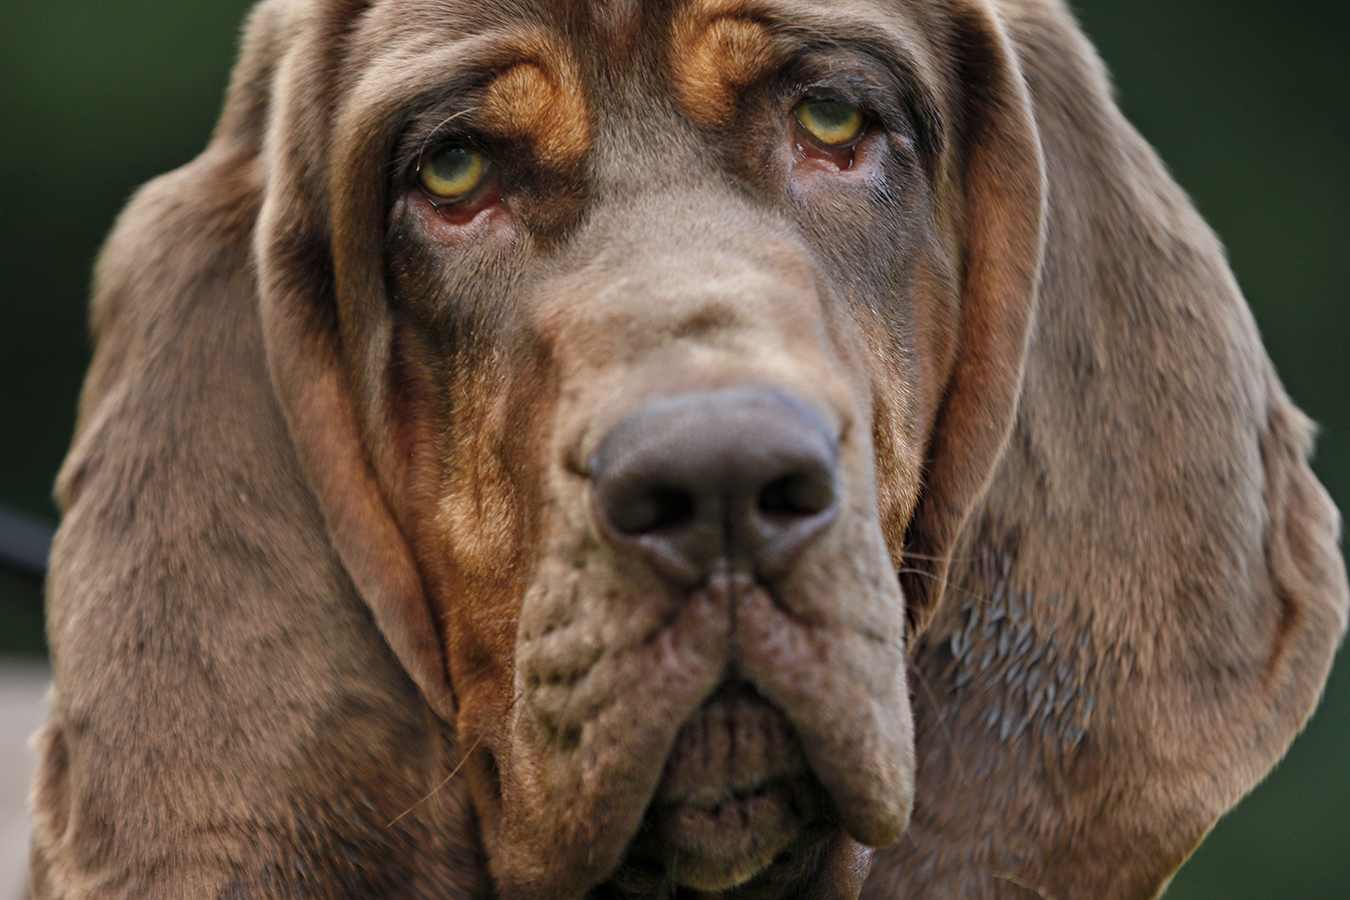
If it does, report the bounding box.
[794,99,865,146]
[419,146,490,200]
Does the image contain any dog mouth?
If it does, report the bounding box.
[499,541,912,899]
[604,680,837,896]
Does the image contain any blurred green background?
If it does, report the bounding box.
[0,1,1345,896]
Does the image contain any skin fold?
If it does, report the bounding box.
[31,1,1346,899]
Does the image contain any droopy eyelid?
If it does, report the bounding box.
[764,26,944,159]
[403,109,487,180]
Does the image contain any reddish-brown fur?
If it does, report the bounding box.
[32,1,1346,899]
[479,48,591,169]
[670,2,783,126]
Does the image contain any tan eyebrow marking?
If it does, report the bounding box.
[670,1,783,127]
[479,42,590,169]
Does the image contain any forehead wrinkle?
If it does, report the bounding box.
[668,0,946,141]
[337,24,592,174]
[334,31,493,184]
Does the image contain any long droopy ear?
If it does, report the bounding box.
[35,2,475,896]
[876,2,1348,897]
[897,0,1046,631]
[253,0,455,718]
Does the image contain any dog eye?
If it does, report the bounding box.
[793,99,866,146]
[419,146,492,200]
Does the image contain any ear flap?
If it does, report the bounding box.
[877,1,1347,896]
[898,0,1046,631]
[36,3,469,894]
[252,0,455,719]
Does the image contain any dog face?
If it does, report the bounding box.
[270,1,1037,893]
[34,1,1346,899]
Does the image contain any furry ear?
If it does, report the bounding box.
[876,2,1348,897]
[35,3,480,896]
[253,0,455,718]
[898,0,1045,631]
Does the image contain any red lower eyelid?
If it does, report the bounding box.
[429,179,503,225]
[796,137,856,170]
[792,118,862,170]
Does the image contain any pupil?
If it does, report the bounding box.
[431,148,474,182]
[813,101,852,127]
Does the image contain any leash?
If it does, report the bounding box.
[0,501,53,582]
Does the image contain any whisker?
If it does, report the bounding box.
[895,567,987,607]
[414,107,479,168]
[907,658,956,735]
[899,550,983,564]
[896,565,942,582]
[387,731,485,829]
[995,872,1060,900]
[474,616,522,628]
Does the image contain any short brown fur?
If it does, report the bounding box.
[31,1,1346,899]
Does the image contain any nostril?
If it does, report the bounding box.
[757,469,835,518]
[612,485,697,535]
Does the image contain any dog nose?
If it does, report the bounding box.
[590,388,839,584]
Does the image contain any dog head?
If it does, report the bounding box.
[40,1,1345,899]
[251,0,1040,894]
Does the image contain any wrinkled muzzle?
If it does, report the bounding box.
[476,227,916,899]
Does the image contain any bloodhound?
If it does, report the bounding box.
[31,0,1347,898]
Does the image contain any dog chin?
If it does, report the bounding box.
[606,681,839,895]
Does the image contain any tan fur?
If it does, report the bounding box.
[479,49,591,169]
[670,3,781,126]
[32,1,1346,899]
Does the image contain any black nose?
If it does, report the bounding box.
[590,388,839,585]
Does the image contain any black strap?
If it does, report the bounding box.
[0,502,54,582]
